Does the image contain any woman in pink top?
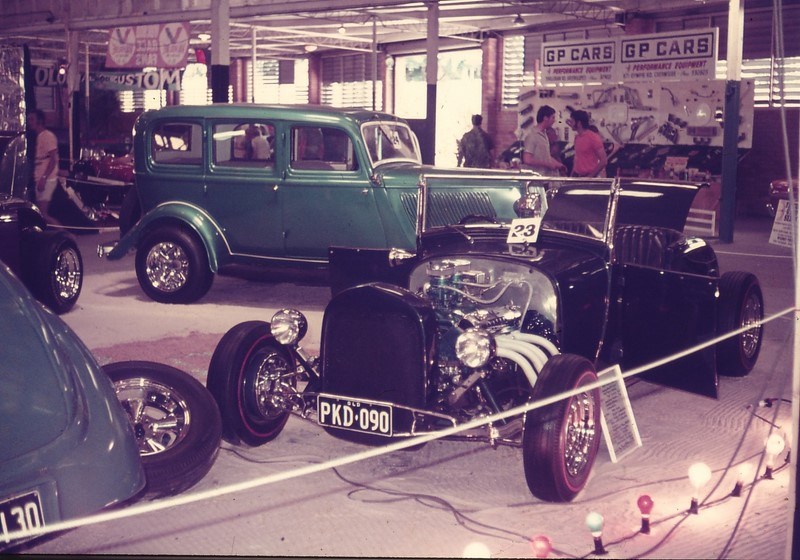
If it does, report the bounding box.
[568,110,607,178]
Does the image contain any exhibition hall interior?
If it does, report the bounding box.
[0,0,798,558]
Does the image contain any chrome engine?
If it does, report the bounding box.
[407,257,560,438]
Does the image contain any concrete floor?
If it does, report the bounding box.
[19,214,798,558]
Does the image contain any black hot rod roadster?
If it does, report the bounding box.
[206,176,763,502]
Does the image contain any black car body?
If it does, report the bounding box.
[207,176,764,502]
[0,133,83,314]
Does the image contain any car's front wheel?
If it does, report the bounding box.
[104,361,222,496]
[135,225,213,303]
[22,230,83,314]
[207,321,297,446]
[522,354,601,502]
[716,271,764,377]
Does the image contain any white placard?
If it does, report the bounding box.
[598,365,642,463]
[506,217,542,244]
[769,199,798,248]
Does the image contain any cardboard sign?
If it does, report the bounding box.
[106,23,190,69]
[598,365,642,463]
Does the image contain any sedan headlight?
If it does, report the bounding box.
[455,328,496,368]
[270,309,308,345]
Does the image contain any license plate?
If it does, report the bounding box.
[318,395,393,436]
[1,491,44,545]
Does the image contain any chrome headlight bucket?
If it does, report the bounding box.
[270,309,308,345]
[455,328,496,369]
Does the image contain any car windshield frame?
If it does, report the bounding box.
[360,120,422,167]
[415,175,701,247]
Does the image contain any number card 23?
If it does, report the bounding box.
[506,217,542,244]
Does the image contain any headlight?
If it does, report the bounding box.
[455,328,496,368]
[270,309,307,345]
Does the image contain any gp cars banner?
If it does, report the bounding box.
[542,28,718,84]
[106,23,190,69]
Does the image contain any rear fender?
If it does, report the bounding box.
[106,202,226,271]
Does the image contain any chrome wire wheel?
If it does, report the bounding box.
[245,348,295,421]
[563,390,598,478]
[52,245,82,301]
[145,241,189,293]
[114,377,191,456]
[740,289,763,359]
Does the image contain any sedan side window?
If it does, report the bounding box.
[151,122,203,166]
[213,122,275,168]
[290,126,357,172]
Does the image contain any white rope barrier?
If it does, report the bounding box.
[5,305,796,544]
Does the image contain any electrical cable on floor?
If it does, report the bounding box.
[330,466,579,559]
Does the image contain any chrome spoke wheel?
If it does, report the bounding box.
[563,391,598,478]
[52,246,82,301]
[740,290,763,359]
[115,377,191,457]
[245,349,296,421]
[145,241,189,293]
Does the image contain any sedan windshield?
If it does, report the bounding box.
[361,121,421,166]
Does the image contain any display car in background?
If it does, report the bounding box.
[0,264,221,549]
[206,176,764,503]
[98,104,541,304]
[0,133,82,314]
[766,177,798,217]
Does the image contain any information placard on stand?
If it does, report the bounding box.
[598,365,642,462]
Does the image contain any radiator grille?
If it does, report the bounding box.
[400,191,496,228]
[321,285,434,408]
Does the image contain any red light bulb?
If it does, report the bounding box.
[530,535,552,558]
[637,494,654,515]
[637,494,654,534]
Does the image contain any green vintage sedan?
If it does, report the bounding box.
[99,104,538,303]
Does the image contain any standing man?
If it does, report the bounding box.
[568,110,607,178]
[457,114,495,168]
[27,109,60,222]
[522,105,566,176]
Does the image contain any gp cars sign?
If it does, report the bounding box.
[542,28,718,84]
[106,23,190,69]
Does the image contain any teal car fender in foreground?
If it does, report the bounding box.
[0,263,145,547]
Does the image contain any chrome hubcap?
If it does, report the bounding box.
[741,291,763,358]
[564,391,597,477]
[53,246,81,300]
[114,378,190,456]
[145,241,189,293]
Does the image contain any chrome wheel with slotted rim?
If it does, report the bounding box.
[114,377,191,457]
[144,241,190,294]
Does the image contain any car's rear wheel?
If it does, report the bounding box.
[22,230,83,314]
[522,354,601,502]
[104,361,222,496]
[716,271,763,377]
[135,225,213,303]
[207,321,296,446]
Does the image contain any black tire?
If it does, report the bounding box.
[522,354,601,502]
[104,361,222,496]
[119,185,141,236]
[716,271,764,377]
[21,231,83,314]
[135,225,213,303]
[207,321,296,446]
